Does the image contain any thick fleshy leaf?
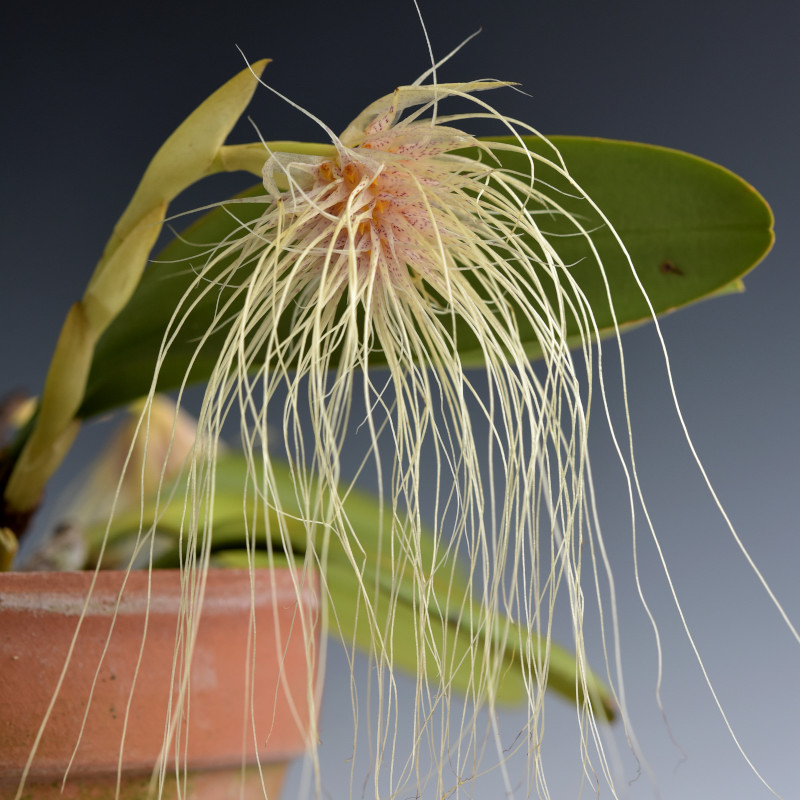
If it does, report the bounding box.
[2,62,269,520]
[78,136,772,417]
[482,136,773,362]
[85,452,615,717]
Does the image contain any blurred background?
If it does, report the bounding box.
[3,1,798,797]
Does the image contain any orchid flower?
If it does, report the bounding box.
[147,76,674,797]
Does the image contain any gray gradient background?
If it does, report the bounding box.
[3,2,799,798]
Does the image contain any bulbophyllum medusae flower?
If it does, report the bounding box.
[158,79,654,797]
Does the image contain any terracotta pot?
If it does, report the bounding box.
[0,568,319,799]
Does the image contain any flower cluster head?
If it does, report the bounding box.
[262,83,497,305]
[167,76,617,798]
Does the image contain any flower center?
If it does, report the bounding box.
[313,151,440,288]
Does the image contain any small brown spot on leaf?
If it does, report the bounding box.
[660,260,684,276]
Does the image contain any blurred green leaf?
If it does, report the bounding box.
[90,451,615,718]
[78,136,772,416]
[1,63,271,521]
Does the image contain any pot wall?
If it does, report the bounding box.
[0,568,319,799]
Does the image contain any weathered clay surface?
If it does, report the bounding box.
[0,569,318,799]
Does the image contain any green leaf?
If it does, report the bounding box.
[1,63,272,520]
[78,136,772,417]
[489,136,773,360]
[88,451,615,719]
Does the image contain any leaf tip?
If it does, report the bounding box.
[248,58,271,80]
